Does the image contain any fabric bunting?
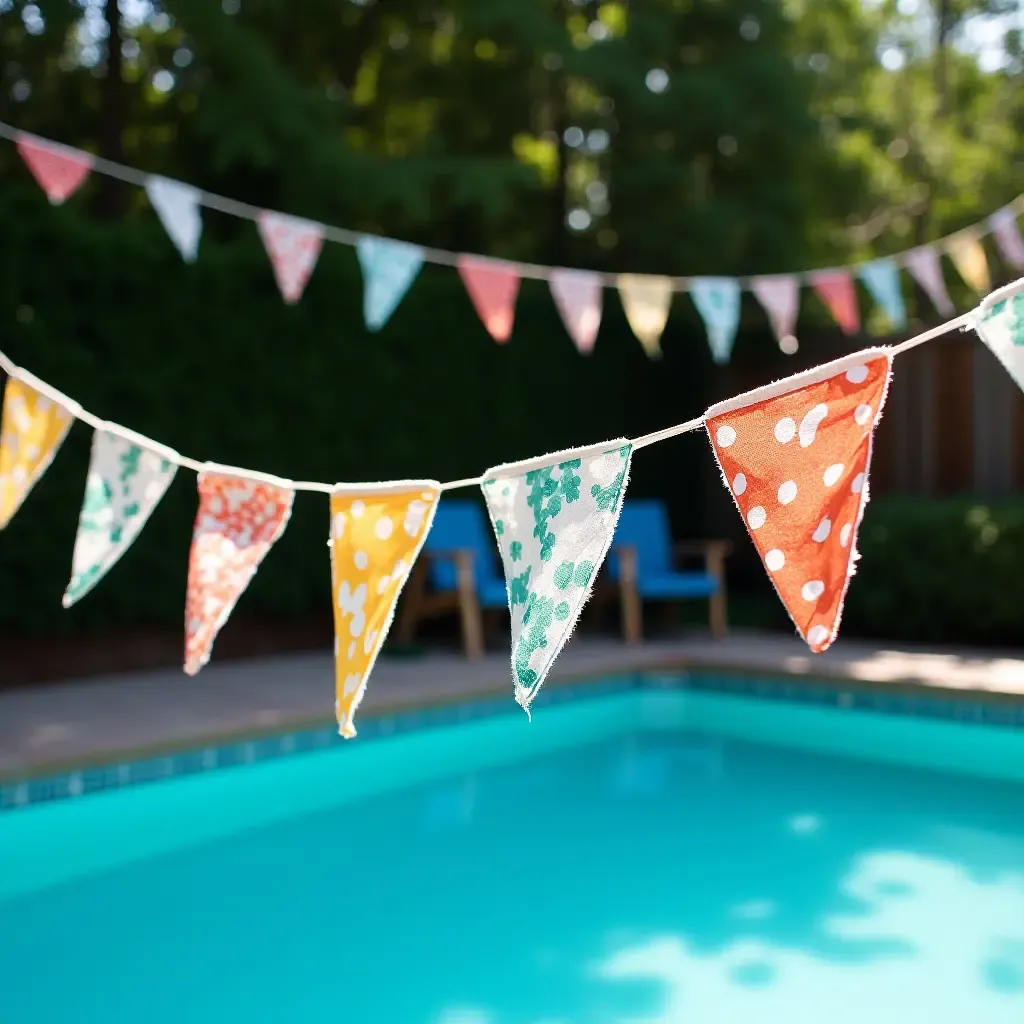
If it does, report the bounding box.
[16,134,93,205]
[858,258,906,331]
[705,349,891,653]
[0,374,76,530]
[257,211,324,304]
[328,482,440,737]
[184,467,294,675]
[482,441,632,714]
[990,209,1024,271]
[690,277,742,364]
[617,275,673,358]
[145,176,202,264]
[947,233,990,296]
[751,275,800,352]
[811,271,860,335]
[457,256,521,342]
[974,287,1024,394]
[63,426,178,607]
[903,246,954,317]
[356,236,424,331]
[550,268,603,355]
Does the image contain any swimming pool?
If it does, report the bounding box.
[2,676,1024,1024]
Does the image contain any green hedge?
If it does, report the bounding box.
[0,188,738,637]
[843,498,1024,646]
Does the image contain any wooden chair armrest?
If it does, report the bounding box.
[421,548,478,594]
[673,540,733,559]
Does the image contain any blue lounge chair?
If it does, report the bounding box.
[396,500,509,657]
[606,500,730,642]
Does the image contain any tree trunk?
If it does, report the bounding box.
[95,0,128,219]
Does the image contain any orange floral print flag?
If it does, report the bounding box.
[0,373,77,529]
[329,481,440,738]
[705,349,891,653]
[184,466,294,675]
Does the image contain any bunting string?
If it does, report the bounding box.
[0,279,1020,735]
[2,121,1023,360]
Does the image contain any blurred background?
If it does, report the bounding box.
[0,0,1022,683]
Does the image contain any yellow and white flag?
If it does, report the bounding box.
[0,372,77,529]
[329,481,441,737]
[948,233,990,295]
[618,274,673,358]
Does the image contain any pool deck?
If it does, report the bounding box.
[1,630,1023,780]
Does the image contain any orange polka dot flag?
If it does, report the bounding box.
[0,373,76,530]
[184,467,295,675]
[328,482,441,738]
[705,349,892,653]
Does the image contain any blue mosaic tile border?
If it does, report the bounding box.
[2,668,1022,813]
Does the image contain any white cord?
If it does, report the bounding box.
[2,120,1020,290]
[0,302,981,495]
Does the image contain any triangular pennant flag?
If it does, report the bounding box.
[457,256,521,342]
[858,258,906,331]
[63,426,179,607]
[690,277,742,364]
[989,209,1024,272]
[0,374,76,529]
[751,275,800,352]
[947,232,990,295]
[811,270,860,335]
[257,211,324,304]
[482,440,632,715]
[16,134,93,205]
[550,268,604,354]
[705,349,891,653]
[184,467,294,674]
[617,274,673,359]
[145,176,202,263]
[903,246,954,317]
[328,481,440,737]
[974,282,1024,394]
[356,236,424,331]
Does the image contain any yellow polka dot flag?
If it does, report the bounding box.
[0,373,76,529]
[329,481,441,737]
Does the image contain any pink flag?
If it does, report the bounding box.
[903,246,954,317]
[989,209,1024,271]
[257,211,324,304]
[16,134,93,205]
[751,275,800,350]
[811,271,860,335]
[550,268,603,354]
[457,256,521,342]
[184,467,294,675]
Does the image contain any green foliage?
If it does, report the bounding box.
[0,189,713,636]
[843,497,1024,645]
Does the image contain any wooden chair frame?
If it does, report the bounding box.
[396,549,486,658]
[614,539,732,644]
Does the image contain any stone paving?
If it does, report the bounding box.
[1,630,1023,778]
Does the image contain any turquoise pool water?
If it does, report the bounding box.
[2,686,1024,1023]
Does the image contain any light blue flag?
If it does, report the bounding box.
[690,277,741,364]
[356,235,424,331]
[858,258,906,330]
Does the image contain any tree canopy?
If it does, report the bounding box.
[0,0,1021,281]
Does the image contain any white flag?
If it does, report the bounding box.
[482,441,632,715]
[146,176,203,263]
[990,209,1024,271]
[903,246,954,317]
[64,427,179,606]
[751,275,799,351]
[550,269,603,354]
[974,285,1024,394]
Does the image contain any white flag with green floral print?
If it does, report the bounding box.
[63,427,178,607]
[481,440,632,716]
[974,284,1024,394]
